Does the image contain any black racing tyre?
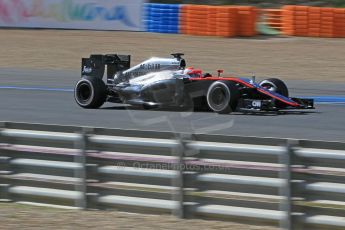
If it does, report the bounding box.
[74,76,107,108]
[259,78,289,97]
[206,81,240,114]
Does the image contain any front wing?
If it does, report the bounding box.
[239,98,314,112]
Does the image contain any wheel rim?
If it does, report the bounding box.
[260,81,278,93]
[211,87,226,105]
[261,83,276,92]
[77,83,92,102]
[207,84,230,112]
[75,80,94,106]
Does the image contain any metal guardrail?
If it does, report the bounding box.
[0,122,345,229]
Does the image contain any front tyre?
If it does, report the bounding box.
[74,76,107,108]
[206,81,240,114]
[259,78,289,97]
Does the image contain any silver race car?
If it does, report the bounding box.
[74,53,314,113]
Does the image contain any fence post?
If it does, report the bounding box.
[74,128,88,210]
[279,139,292,230]
[0,122,9,201]
[279,139,299,230]
[172,133,185,218]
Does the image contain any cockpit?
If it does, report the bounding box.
[182,67,212,78]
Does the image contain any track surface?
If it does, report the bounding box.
[1,68,344,142]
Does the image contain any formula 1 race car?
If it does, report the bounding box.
[74,53,314,113]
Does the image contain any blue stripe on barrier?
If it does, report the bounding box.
[1,86,345,104]
[301,96,345,103]
[0,86,74,92]
[143,3,180,34]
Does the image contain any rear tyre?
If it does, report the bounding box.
[206,81,240,114]
[259,78,289,97]
[74,76,107,108]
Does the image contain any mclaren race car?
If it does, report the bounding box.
[74,53,314,113]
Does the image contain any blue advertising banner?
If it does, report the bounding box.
[0,0,145,31]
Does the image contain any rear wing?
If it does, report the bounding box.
[81,54,131,84]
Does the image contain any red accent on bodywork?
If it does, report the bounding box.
[189,76,300,107]
[188,69,202,76]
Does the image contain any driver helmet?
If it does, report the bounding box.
[182,67,201,78]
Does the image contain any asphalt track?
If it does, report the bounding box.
[0,68,345,142]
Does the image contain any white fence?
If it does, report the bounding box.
[0,0,145,31]
[0,122,345,230]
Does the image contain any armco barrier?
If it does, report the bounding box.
[1,1,343,38]
[180,5,257,37]
[308,6,321,37]
[144,3,180,34]
[295,6,309,37]
[215,6,238,37]
[321,8,334,38]
[182,5,210,36]
[334,8,345,37]
[237,6,258,37]
[282,5,296,36]
[1,122,345,229]
[144,4,344,39]
[282,5,345,38]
